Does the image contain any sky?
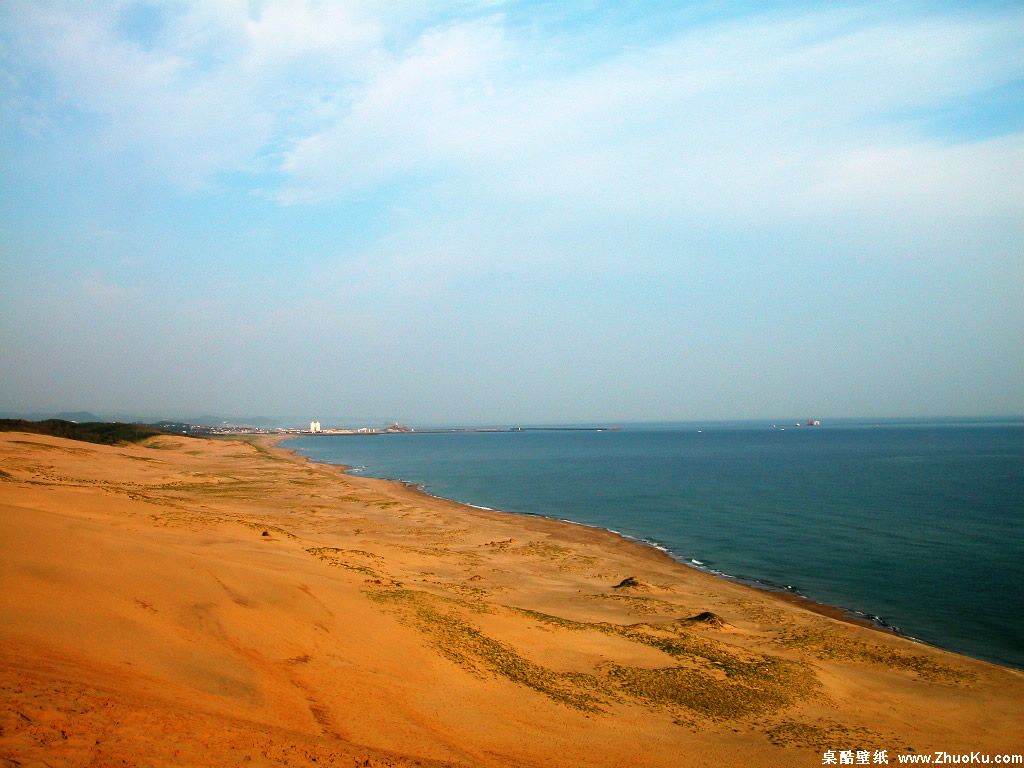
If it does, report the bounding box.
[1,1,1022,425]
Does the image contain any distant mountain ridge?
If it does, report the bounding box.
[0,411,280,427]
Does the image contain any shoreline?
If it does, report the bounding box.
[273,434,1024,671]
[4,430,1022,767]
[270,435,951,658]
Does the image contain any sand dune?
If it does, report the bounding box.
[1,432,1020,767]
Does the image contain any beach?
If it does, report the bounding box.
[1,431,1021,767]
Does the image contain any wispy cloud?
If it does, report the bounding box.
[281,7,1024,225]
[4,2,1022,211]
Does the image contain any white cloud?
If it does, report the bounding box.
[3,2,1022,220]
[270,7,1024,228]
[275,16,509,202]
[811,136,1024,217]
[2,0,391,185]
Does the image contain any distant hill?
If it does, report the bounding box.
[0,412,283,428]
[170,414,278,427]
[0,419,175,446]
[54,411,103,423]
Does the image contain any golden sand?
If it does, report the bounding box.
[1,432,1020,767]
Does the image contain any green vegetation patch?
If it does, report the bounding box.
[766,719,877,751]
[0,419,174,446]
[244,443,287,462]
[162,480,269,497]
[510,606,818,720]
[363,595,819,720]
[238,521,297,539]
[607,664,770,719]
[778,628,974,684]
[515,541,596,564]
[306,546,381,576]
[582,592,683,615]
[366,588,604,711]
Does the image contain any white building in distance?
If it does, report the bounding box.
[310,420,322,433]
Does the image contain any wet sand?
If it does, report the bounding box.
[1,431,1021,767]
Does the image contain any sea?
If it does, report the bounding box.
[285,418,1024,669]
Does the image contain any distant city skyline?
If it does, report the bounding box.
[2,2,1022,424]
[3,409,1021,433]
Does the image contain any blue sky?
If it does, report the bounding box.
[1,1,1022,424]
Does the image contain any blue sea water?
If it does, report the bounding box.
[286,419,1024,668]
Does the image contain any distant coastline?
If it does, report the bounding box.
[279,435,902,638]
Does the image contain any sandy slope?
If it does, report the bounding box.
[0,432,1020,768]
